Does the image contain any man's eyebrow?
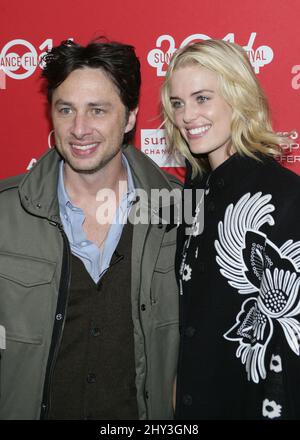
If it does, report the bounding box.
[53,99,112,107]
[87,101,112,107]
[53,99,73,106]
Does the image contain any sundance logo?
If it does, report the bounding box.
[0,38,73,86]
[0,38,53,80]
[140,129,185,167]
[148,32,273,76]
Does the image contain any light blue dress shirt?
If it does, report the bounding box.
[57,155,135,283]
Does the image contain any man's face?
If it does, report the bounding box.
[51,67,137,174]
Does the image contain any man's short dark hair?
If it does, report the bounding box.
[42,38,141,143]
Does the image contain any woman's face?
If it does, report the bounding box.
[169,64,233,170]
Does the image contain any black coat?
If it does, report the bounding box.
[175,153,300,420]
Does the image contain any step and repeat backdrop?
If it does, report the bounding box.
[1,0,299,179]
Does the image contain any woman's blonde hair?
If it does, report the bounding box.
[161,38,286,178]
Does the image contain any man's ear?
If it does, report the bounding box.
[125,107,139,133]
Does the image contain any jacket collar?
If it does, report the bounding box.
[18,145,180,220]
[18,148,61,222]
[122,145,181,209]
[187,152,277,191]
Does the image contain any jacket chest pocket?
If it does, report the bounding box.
[151,239,179,325]
[0,251,56,345]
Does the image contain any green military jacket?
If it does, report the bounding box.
[0,145,181,420]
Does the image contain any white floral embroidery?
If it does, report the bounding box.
[215,192,300,383]
[280,240,300,271]
[224,298,272,383]
[270,354,282,373]
[215,192,275,294]
[182,264,192,282]
[262,398,282,419]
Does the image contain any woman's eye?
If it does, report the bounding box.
[171,100,183,109]
[197,95,209,103]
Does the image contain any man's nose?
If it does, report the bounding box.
[70,113,93,138]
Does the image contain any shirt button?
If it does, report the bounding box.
[141,304,146,311]
[81,241,88,247]
[91,327,101,337]
[184,326,196,337]
[87,373,96,383]
[55,313,63,321]
[182,394,193,406]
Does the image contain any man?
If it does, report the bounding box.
[0,39,180,420]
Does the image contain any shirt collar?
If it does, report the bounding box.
[122,153,136,205]
[57,160,71,219]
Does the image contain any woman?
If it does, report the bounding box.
[161,39,300,420]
